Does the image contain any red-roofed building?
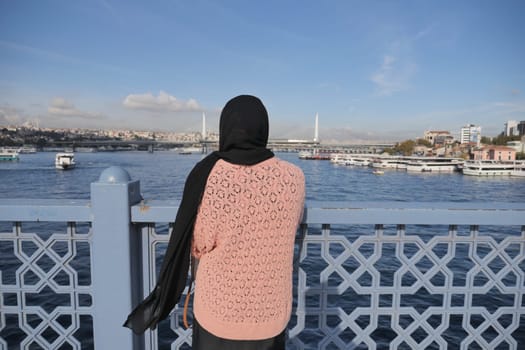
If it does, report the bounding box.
[473,146,516,161]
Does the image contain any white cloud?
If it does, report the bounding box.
[122,91,203,112]
[48,97,105,120]
[370,54,416,96]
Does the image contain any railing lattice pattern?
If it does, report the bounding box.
[0,222,93,350]
[288,224,525,350]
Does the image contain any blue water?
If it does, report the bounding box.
[1,151,524,202]
[1,152,524,349]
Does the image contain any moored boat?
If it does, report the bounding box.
[330,154,373,166]
[510,162,525,177]
[19,145,37,154]
[405,158,464,173]
[350,156,372,167]
[298,150,331,160]
[371,157,408,169]
[330,153,350,164]
[462,160,516,176]
[55,153,76,170]
[0,148,20,161]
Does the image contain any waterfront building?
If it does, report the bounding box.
[507,140,525,153]
[423,130,453,146]
[473,145,516,161]
[504,120,519,136]
[517,120,525,136]
[460,124,482,145]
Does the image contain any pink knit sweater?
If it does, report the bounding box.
[191,157,305,340]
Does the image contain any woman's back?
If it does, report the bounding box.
[192,157,305,340]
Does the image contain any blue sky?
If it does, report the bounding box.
[1,0,524,143]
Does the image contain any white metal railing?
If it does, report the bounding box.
[1,167,523,349]
[132,201,525,350]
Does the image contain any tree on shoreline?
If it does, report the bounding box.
[481,133,521,145]
[383,139,417,156]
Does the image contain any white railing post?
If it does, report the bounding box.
[91,166,143,349]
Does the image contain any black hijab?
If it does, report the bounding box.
[123,95,274,334]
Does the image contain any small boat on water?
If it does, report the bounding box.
[0,148,20,161]
[55,153,76,170]
[373,170,385,175]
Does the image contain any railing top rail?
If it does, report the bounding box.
[0,199,91,222]
[130,200,525,225]
[1,198,523,225]
[304,201,525,225]
[130,199,179,223]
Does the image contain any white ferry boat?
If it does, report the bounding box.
[75,147,97,153]
[371,157,408,169]
[405,158,464,173]
[462,161,516,176]
[0,148,20,161]
[330,154,372,166]
[510,162,525,177]
[55,153,76,170]
[350,156,372,167]
[511,168,525,177]
[19,145,37,154]
[330,153,350,165]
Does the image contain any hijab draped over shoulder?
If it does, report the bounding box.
[124,95,274,334]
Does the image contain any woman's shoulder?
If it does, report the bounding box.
[213,157,304,181]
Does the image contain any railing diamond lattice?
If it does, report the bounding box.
[1,196,524,350]
[0,222,93,350]
[137,222,525,350]
[287,224,525,350]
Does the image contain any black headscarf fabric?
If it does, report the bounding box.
[123,95,274,334]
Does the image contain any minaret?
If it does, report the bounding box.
[313,113,319,143]
[202,112,206,141]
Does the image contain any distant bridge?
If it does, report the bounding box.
[49,113,395,153]
[50,139,395,154]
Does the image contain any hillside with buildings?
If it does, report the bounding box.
[387,120,525,160]
[1,120,524,160]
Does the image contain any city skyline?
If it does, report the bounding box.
[1,1,524,143]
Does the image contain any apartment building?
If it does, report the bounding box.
[460,124,482,145]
